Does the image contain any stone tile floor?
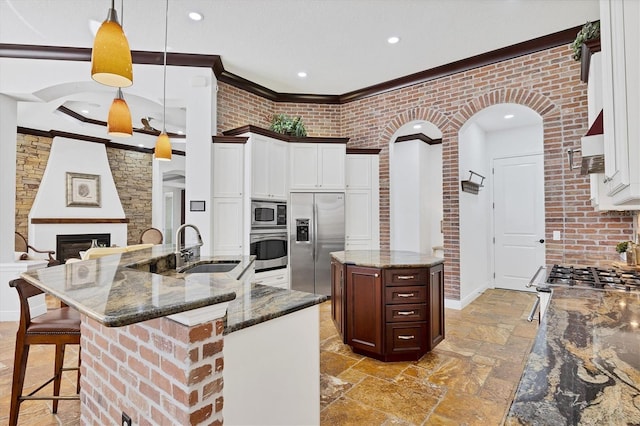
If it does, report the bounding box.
[0,288,535,425]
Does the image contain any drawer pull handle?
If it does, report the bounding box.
[397,275,415,280]
[397,311,415,316]
[398,335,415,340]
[397,293,415,298]
[374,273,379,278]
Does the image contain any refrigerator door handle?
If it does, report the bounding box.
[312,203,318,261]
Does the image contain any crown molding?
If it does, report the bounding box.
[0,25,581,105]
[395,133,442,145]
[222,125,349,144]
[17,126,185,156]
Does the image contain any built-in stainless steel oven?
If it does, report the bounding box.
[250,229,288,272]
[251,200,287,229]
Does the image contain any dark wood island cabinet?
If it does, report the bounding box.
[330,250,445,362]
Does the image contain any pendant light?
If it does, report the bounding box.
[154,0,171,161]
[91,0,133,88]
[107,88,132,137]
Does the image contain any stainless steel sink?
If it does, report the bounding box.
[180,261,240,274]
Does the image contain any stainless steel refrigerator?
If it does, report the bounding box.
[290,193,345,296]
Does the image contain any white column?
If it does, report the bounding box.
[0,94,17,263]
[184,72,217,255]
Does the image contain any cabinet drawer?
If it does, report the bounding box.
[385,286,426,304]
[385,322,427,355]
[385,303,426,322]
[384,268,427,286]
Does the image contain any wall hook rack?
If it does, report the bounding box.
[461,170,485,194]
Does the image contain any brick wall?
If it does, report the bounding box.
[216,82,341,137]
[14,134,153,245]
[80,316,225,425]
[218,44,634,300]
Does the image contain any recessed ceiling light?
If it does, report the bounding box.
[504,114,515,119]
[387,36,400,44]
[188,12,203,21]
[177,130,184,135]
[138,144,145,148]
[297,71,307,78]
[81,109,89,114]
[413,124,422,130]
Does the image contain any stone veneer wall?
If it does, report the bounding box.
[217,44,634,300]
[14,133,153,245]
[80,316,225,425]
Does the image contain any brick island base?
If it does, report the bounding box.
[80,314,225,425]
[79,305,320,425]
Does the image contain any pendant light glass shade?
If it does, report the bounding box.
[107,89,132,137]
[91,2,133,88]
[154,132,172,161]
[154,0,172,161]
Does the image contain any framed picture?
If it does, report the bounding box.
[66,172,101,207]
[66,260,97,289]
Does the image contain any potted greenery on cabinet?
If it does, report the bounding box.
[269,114,307,137]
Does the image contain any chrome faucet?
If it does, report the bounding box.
[175,224,204,267]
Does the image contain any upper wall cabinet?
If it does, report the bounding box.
[213,143,245,197]
[599,0,640,207]
[290,143,346,191]
[251,135,288,200]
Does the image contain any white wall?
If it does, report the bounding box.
[0,94,17,263]
[391,141,422,251]
[459,122,491,306]
[424,144,443,254]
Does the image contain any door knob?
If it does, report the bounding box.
[538,239,545,243]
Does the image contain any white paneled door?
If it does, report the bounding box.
[493,154,545,291]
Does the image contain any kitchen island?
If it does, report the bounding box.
[506,286,640,425]
[19,245,326,425]
[330,250,445,362]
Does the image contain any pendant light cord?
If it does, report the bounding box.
[162,0,168,134]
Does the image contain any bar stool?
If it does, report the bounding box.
[9,278,81,426]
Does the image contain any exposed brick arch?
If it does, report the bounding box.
[444,88,564,301]
[375,107,451,254]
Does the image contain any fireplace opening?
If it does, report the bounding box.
[56,233,111,263]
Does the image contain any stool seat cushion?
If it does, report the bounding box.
[28,307,81,334]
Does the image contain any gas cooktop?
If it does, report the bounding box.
[547,265,640,292]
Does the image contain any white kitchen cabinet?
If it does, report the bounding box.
[345,154,379,250]
[251,135,288,200]
[290,143,345,191]
[599,0,640,207]
[253,267,289,289]
[213,143,244,197]
[212,197,244,255]
[213,142,245,255]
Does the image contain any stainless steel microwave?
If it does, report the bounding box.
[251,200,287,228]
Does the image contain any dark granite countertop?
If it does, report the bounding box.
[20,245,326,331]
[506,286,640,425]
[330,250,444,268]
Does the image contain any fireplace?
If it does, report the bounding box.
[56,233,111,263]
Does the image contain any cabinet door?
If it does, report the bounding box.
[346,266,383,354]
[346,155,372,189]
[318,144,345,189]
[251,137,271,199]
[268,140,288,199]
[345,190,372,242]
[428,263,445,349]
[331,259,345,340]
[213,144,244,197]
[212,198,244,255]
[290,143,318,190]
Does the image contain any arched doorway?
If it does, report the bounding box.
[458,103,544,304]
[389,120,444,256]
